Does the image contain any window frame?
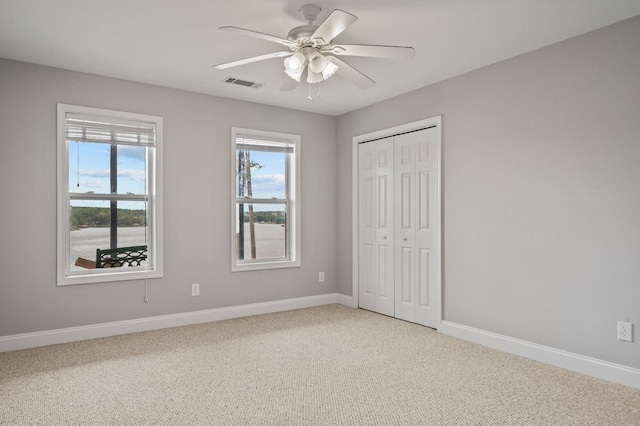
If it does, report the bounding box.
[231,127,301,272]
[56,103,163,286]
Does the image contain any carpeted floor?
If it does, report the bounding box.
[1,304,639,425]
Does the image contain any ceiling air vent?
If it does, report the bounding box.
[224,77,263,89]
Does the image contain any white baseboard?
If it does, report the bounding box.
[0,293,342,353]
[440,320,640,390]
[336,293,356,308]
[13,296,634,390]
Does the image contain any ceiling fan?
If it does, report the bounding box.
[213,4,415,92]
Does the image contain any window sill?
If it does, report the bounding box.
[232,260,300,272]
[57,269,162,286]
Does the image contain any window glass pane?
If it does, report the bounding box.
[117,146,147,195]
[236,149,286,199]
[70,199,111,271]
[236,203,287,261]
[68,142,147,195]
[116,200,148,249]
[69,199,148,271]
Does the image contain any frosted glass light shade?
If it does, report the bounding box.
[307,70,324,83]
[308,52,328,74]
[284,52,305,82]
[322,60,339,79]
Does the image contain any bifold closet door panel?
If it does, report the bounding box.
[358,137,394,316]
[358,141,376,312]
[394,128,440,328]
[413,127,440,328]
[394,133,417,323]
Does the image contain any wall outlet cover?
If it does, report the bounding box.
[617,321,632,342]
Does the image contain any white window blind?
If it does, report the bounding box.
[236,137,294,153]
[65,113,157,147]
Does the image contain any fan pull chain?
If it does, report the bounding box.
[76,142,80,187]
[144,179,149,302]
[306,82,324,101]
[144,274,149,303]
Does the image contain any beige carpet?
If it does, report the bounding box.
[1,304,639,425]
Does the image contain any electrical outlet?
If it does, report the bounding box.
[319,272,325,283]
[191,283,200,297]
[617,321,632,342]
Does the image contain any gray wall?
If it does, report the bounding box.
[0,59,338,335]
[1,15,639,372]
[337,15,640,369]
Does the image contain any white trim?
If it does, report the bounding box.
[0,294,341,353]
[6,297,636,390]
[230,127,301,272]
[337,293,357,308]
[56,103,163,286]
[441,321,640,390]
[351,117,443,329]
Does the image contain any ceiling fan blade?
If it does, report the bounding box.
[311,10,357,44]
[281,75,298,91]
[212,51,292,70]
[220,26,295,48]
[329,57,375,89]
[328,44,415,60]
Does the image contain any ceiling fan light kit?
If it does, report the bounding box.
[284,46,339,84]
[213,4,415,97]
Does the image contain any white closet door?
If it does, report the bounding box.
[414,127,440,328]
[358,137,394,316]
[394,133,417,322]
[394,128,440,328]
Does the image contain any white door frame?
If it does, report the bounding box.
[351,116,442,330]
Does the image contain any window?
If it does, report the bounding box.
[57,104,163,286]
[232,128,300,271]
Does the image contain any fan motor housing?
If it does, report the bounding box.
[287,24,319,45]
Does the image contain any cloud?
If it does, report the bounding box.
[118,146,146,161]
[251,174,285,196]
[118,169,146,182]
[253,173,284,185]
[78,168,145,182]
[79,169,110,178]
[82,179,107,189]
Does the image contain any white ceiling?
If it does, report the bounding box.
[1,0,640,116]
